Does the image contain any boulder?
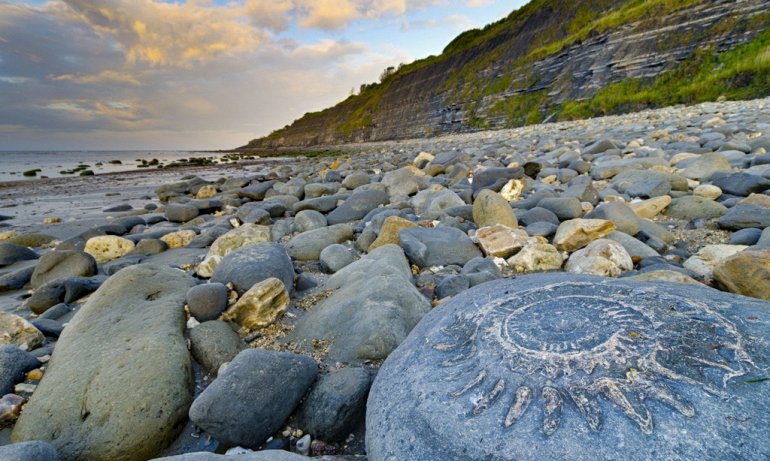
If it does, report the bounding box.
[399,226,482,268]
[718,205,770,230]
[210,243,294,295]
[0,312,44,351]
[286,245,430,364]
[222,278,290,335]
[367,273,770,461]
[188,349,317,449]
[0,242,37,267]
[683,245,748,279]
[327,189,389,225]
[472,189,518,228]
[285,224,353,261]
[165,203,199,223]
[713,249,770,300]
[84,235,136,263]
[30,250,97,289]
[189,321,245,375]
[553,219,616,252]
[564,238,633,277]
[12,264,196,461]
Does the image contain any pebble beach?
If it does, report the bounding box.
[1,97,770,460]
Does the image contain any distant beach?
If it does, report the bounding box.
[0,150,251,182]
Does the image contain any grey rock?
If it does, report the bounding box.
[611,170,687,194]
[293,210,327,233]
[666,196,728,221]
[0,266,35,292]
[412,189,465,219]
[211,243,294,295]
[296,368,373,442]
[304,182,340,199]
[718,204,770,230]
[436,275,470,299]
[583,138,620,156]
[319,244,355,273]
[367,273,770,461]
[519,207,560,226]
[679,152,731,180]
[285,224,354,261]
[536,197,583,221]
[293,194,349,214]
[341,171,371,189]
[189,321,245,375]
[0,345,40,395]
[12,264,196,461]
[526,221,558,237]
[0,441,59,461]
[31,318,63,337]
[188,349,317,449]
[186,283,229,322]
[327,189,389,225]
[30,250,97,289]
[757,227,770,248]
[152,451,312,461]
[562,182,599,205]
[381,167,428,197]
[236,181,275,201]
[166,203,200,223]
[399,227,481,268]
[586,202,640,235]
[711,172,770,197]
[729,228,762,246]
[0,242,37,267]
[26,275,107,315]
[625,178,671,198]
[287,245,430,364]
[236,204,271,225]
[606,231,659,259]
[132,238,169,255]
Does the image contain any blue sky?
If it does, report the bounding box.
[0,0,527,150]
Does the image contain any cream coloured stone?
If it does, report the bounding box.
[84,235,135,263]
[506,243,564,273]
[472,189,518,228]
[196,184,218,199]
[670,152,700,166]
[553,219,616,252]
[413,151,435,165]
[197,224,271,277]
[683,244,748,280]
[160,230,197,249]
[629,196,672,219]
[475,225,535,258]
[221,277,290,335]
[0,231,17,241]
[628,270,701,285]
[738,193,770,208]
[565,239,633,277]
[693,184,722,200]
[43,217,61,224]
[500,179,525,202]
[0,312,44,351]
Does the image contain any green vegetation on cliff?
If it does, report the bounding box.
[246,0,770,148]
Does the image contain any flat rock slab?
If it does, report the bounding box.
[367,273,770,461]
[12,264,197,461]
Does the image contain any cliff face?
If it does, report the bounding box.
[246,0,770,148]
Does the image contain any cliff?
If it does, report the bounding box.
[245,0,770,148]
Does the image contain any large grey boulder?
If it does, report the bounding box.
[718,204,770,230]
[284,224,353,261]
[211,243,294,295]
[12,264,196,461]
[367,273,770,461]
[286,245,430,364]
[30,250,97,289]
[0,242,37,267]
[326,189,389,225]
[399,226,482,268]
[188,349,317,449]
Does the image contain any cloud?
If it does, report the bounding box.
[60,0,268,67]
[50,70,141,85]
[244,0,293,32]
[296,0,359,31]
[467,0,494,7]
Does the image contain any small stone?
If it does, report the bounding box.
[187,283,229,322]
[222,278,290,335]
[0,313,44,351]
[414,151,435,165]
[0,345,40,395]
[0,242,38,267]
[189,320,245,375]
[629,196,671,219]
[506,243,563,273]
[564,238,633,277]
[160,230,197,249]
[369,216,418,252]
[319,244,355,273]
[473,189,518,228]
[165,203,199,223]
[553,219,616,252]
[382,166,428,197]
[30,250,97,289]
[586,202,640,235]
[693,184,722,200]
[196,184,218,199]
[399,226,482,268]
[84,235,135,263]
[666,196,727,221]
[500,179,525,201]
[42,217,61,225]
[713,249,770,300]
[0,393,25,427]
[629,270,701,285]
[683,244,748,280]
[294,210,328,233]
[285,224,354,261]
[475,225,532,258]
[296,434,311,456]
[738,193,770,208]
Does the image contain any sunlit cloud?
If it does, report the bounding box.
[50,70,141,85]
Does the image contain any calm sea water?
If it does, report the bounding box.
[0,150,226,182]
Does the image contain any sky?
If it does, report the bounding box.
[0,0,527,150]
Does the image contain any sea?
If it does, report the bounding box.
[0,150,228,182]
